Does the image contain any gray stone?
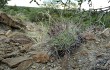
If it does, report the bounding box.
[2,55,32,68]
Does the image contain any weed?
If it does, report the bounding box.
[51,30,75,50]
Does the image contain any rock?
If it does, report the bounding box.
[90,58,109,70]
[42,66,46,69]
[26,24,35,31]
[16,59,33,70]
[0,30,5,35]
[104,60,110,68]
[2,55,32,68]
[5,30,12,37]
[19,43,33,53]
[0,37,10,43]
[105,41,110,48]
[0,56,3,61]
[32,52,49,63]
[95,41,100,44]
[9,33,33,45]
[0,12,26,30]
[0,23,11,31]
[31,66,36,69]
[28,51,39,55]
[0,51,4,55]
[82,32,96,40]
[48,63,56,68]
[101,28,110,37]
[3,50,19,58]
[80,50,88,56]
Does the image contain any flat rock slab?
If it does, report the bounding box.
[2,55,32,68]
[9,33,33,45]
[0,12,26,30]
[16,59,33,70]
[3,50,19,58]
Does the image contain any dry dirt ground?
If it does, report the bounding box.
[0,13,110,70]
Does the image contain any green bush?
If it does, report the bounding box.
[29,12,49,22]
[51,30,75,50]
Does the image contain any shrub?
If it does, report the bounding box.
[29,12,49,22]
[50,30,75,50]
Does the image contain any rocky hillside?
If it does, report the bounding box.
[0,12,110,70]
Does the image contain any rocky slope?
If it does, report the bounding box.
[0,13,110,70]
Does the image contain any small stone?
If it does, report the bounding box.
[0,56,3,61]
[101,28,110,37]
[79,60,82,62]
[5,30,12,37]
[82,32,96,40]
[19,43,33,53]
[47,63,51,66]
[54,67,60,70]
[0,51,3,55]
[32,52,49,63]
[51,64,56,68]
[31,66,36,69]
[42,66,46,69]
[96,41,99,44]
[105,41,110,48]
[9,33,33,45]
[0,31,5,35]
[96,64,100,66]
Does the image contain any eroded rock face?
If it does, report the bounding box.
[0,29,34,69]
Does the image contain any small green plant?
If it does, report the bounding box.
[51,30,75,50]
[29,12,49,22]
[28,11,37,22]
